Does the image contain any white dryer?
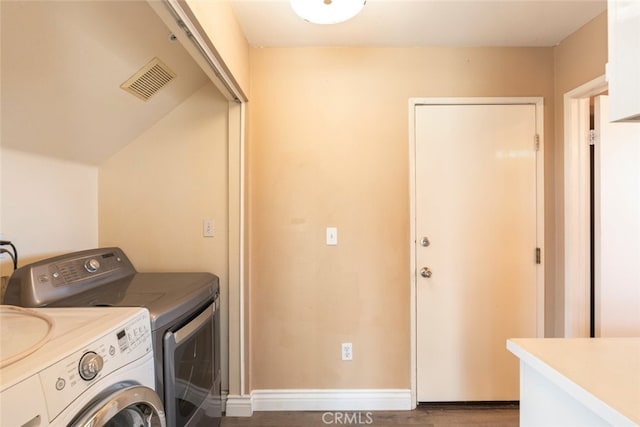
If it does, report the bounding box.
[0,306,165,426]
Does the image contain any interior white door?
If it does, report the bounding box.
[594,95,640,336]
[415,102,541,401]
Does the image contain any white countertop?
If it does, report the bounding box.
[507,338,640,426]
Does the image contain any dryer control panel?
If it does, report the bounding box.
[3,247,136,307]
[38,310,152,422]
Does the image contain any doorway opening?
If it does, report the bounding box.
[563,76,607,338]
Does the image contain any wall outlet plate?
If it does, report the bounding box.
[203,219,214,237]
[341,342,353,361]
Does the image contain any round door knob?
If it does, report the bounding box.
[79,351,104,381]
[420,267,432,278]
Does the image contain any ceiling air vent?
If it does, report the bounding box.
[120,57,176,101]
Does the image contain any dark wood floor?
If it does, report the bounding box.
[222,402,519,426]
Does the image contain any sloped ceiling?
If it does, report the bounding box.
[1,0,209,165]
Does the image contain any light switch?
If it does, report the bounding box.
[326,227,338,245]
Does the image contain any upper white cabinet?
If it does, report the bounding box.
[607,0,640,122]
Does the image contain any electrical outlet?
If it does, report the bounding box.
[203,219,214,237]
[341,343,353,361]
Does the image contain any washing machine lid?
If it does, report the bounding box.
[0,306,54,368]
[46,272,218,332]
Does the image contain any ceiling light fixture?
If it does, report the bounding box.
[290,0,366,25]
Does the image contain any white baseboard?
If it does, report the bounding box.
[251,389,412,412]
[221,390,229,413]
[225,394,253,417]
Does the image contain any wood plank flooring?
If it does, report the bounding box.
[222,403,519,426]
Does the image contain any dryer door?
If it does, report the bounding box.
[70,384,165,427]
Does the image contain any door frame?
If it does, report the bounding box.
[562,75,607,338]
[408,97,545,407]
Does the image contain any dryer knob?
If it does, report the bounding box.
[84,258,101,273]
[79,351,104,381]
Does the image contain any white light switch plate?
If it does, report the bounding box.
[326,227,338,245]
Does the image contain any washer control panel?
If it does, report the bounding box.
[38,310,152,422]
[78,351,104,381]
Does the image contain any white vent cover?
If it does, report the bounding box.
[120,57,176,101]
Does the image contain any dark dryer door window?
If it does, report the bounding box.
[164,301,218,426]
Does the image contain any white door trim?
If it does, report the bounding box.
[562,76,607,338]
[409,97,545,407]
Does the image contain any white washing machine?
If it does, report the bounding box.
[0,306,166,426]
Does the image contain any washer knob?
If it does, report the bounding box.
[84,258,101,273]
[79,351,104,381]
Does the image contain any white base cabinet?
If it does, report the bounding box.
[607,0,640,121]
[507,338,640,427]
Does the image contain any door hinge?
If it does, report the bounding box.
[535,247,541,264]
[534,134,540,151]
[589,129,596,146]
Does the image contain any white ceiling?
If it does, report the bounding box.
[230,0,607,47]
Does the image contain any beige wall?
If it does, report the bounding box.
[552,12,608,337]
[98,81,231,386]
[99,82,228,272]
[248,46,555,390]
[186,0,250,99]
